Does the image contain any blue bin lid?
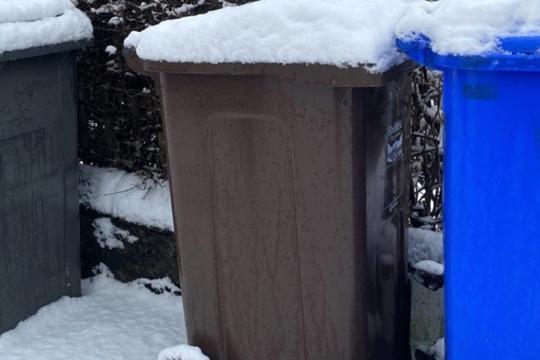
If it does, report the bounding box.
[397,35,540,72]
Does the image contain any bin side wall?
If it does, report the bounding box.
[159,72,409,360]
[443,69,540,359]
[354,79,411,358]
[0,51,80,334]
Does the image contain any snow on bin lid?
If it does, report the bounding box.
[124,0,407,72]
[0,0,66,23]
[0,0,93,55]
[397,35,540,72]
[396,0,540,56]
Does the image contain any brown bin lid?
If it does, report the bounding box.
[122,0,412,87]
[124,47,409,88]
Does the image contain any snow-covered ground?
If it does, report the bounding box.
[159,345,210,360]
[0,266,193,360]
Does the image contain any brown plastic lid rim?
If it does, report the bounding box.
[124,46,411,87]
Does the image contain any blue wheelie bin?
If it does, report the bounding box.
[398,36,540,359]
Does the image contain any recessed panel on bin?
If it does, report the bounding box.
[210,114,305,358]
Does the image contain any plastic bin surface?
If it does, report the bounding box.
[0,45,82,334]
[126,50,412,360]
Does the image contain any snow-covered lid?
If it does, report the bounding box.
[0,0,66,24]
[0,0,93,57]
[125,0,407,72]
[396,0,540,56]
[398,35,540,72]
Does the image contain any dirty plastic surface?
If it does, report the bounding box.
[0,45,83,333]
[126,50,411,360]
[398,37,540,359]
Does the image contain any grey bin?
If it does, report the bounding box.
[0,39,90,333]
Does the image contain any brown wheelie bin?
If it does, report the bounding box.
[125,52,411,360]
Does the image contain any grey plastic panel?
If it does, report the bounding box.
[0,50,81,334]
[0,39,92,63]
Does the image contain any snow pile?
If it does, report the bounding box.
[125,0,407,71]
[0,265,187,360]
[105,44,118,55]
[135,277,182,296]
[431,338,445,360]
[397,0,540,55]
[0,0,65,23]
[125,0,540,67]
[159,344,210,360]
[0,0,92,55]
[408,228,443,265]
[412,260,444,276]
[80,165,174,231]
[93,217,139,250]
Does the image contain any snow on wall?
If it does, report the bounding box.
[397,0,540,55]
[80,165,174,232]
[0,0,92,55]
[125,0,407,71]
[408,227,443,265]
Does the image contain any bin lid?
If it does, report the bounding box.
[0,0,93,62]
[397,35,540,72]
[124,0,409,84]
[394,0,540,72]
[124,47,410,87]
